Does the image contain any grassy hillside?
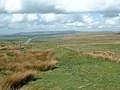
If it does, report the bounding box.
[0,32,120,90]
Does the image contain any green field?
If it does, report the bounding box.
[0,32,120,90]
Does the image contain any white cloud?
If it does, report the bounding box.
[56,0,105,12]
[0,13,120,33]
[56,0,120,13]
[11,14,26,22]
[66,22,85,27]
[41,13,57,22]
[0,0,120,13]
[105,19,115,25]
[26,14,38,21]
[5,0,22,13]
[105,17,120,25]
[0,0,6,13]
[82,15,93,23]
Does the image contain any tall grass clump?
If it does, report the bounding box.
[0,55,7,71]
[76,50,120,63]
[5,70,36,89]
[31,60,58,71]
[0,47,58,90]
[10,49,58,72]
[0,77,3,90]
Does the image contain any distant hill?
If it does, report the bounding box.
[0,31,80,38]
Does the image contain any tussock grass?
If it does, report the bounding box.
[11,63,27,72]
[77,50,120,63]
[31,60,58,71]
[0,86,3,90]
[0,55,5,59]
[0,77,3,84]
[10,50,57,72]
[5,70,36,89]
[0,55,7,70]
[0,77,3,90]
[11,60,58,72]
[0,45,31,51]
[0,47,58,89]
[6,50,21,57]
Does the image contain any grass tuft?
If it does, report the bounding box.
[5,70,36,89]
[31,60,58,71]
[76,50,120,63]
[0,55,7,71]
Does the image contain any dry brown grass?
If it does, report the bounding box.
[0,86,3,90]
[76,50,120,63]
[6,50,21,57]
[0,46,58,90]
[0,77,3,90]
[11,63,27,72]
[0,45,19,51]
[0,55,5,59]
[0,77,3,84]
[8,49,58,72]
[31,60,58,71]
[11,60,58,72]
[9,49,54,62]
[0,55,7,70]
[0,45,31,51]
[5,70,36,89]
[87,51,120,62]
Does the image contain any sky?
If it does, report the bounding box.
[0,0,120,35]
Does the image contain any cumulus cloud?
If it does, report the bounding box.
[0,0,120,34]
[105,17,120,25]
[5,0,22,13]
[66,22,85,27]
[40,13,58,23]
[26,14,39,21]
[0,13,120,33]
[82,15,93,23]
[0,0,120,13]
[103,12,119,17]
[0,0,62,13]
[11,14,26,22]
